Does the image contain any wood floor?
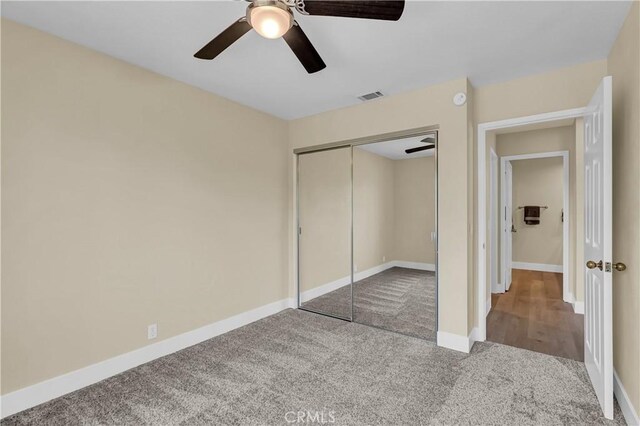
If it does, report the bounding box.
[487,269,584,361]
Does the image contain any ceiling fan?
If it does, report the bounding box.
[405,135,436,154]
[194,0,405,74]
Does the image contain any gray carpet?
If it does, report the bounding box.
[301,267,436,340]
[2,309,625,425]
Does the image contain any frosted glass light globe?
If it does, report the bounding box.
[250,5,293,39]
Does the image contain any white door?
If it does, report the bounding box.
[501,161,513,291]
[584,76,613,419]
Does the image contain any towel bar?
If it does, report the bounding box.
[517,206,548,210]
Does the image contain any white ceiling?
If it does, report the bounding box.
[1,1,632,120]
[357,135,435,160]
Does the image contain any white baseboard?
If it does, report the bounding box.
[565,289,575,306]
[564,288,584,314]
[299,274,352,303]
[492,282,505,293]
[392,261,436,271]
[354,261,395,282]
[572,301,584,314]
[471,328,480,350]
[299,260,435,303]
[614,369,640,426]
[486,298,492,317]
[512,262,563,273]
[0,297,296,419]
[437,329,474,353]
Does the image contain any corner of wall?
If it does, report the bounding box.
[466,79,477,335]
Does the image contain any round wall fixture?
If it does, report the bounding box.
[453,92,467,106]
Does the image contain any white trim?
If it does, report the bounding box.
[614,369,640,426]
[511,262,564,273]
[392,261,435,271]
[489,148,499,296]
[500,159,513,291]
[486,297,492,317]
[573,301,585,315]
[477,107,585,342]
[470,327,481,345]
[565,288,584,315]
[0,297,295,419]
[299,261,436,304]
[437,330,474,353]
[299,274,353,303]
[502,150,569,161]
[566,287,575,306]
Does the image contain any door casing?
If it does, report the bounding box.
[477,108,584,340]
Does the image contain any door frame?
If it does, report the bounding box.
[477,108,584,341]
[499,159,513,293]
[499,151,570,299]
[489,148,499,300]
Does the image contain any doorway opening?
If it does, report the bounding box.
[488,145,578,360]
[477,76,614,419]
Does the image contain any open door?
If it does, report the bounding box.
[501,160,513,291]
[584,76,613,419]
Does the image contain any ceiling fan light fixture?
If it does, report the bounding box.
[248,1,293,39]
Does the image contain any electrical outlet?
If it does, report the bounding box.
[148,323,158,340]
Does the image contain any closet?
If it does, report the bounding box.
[296,130,438,340]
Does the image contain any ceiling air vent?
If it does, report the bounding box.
[358,91,384,101]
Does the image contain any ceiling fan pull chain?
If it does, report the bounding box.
[294,0,309,15]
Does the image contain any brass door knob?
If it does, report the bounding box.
[613,262,627,272]
[586,260,603,270]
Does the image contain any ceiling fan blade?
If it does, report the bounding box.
[194,18,251,60]
[282,22,326,74]
[405,145,435,154]
[299,0,405,21]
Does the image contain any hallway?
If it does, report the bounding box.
[487,269,584,361]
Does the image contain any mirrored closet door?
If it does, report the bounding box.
[296,131,438,341]
[297,147,353,320]
[352,135,437,340]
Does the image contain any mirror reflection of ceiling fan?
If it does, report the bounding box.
[405,135,436,154]
[194,0,405,74]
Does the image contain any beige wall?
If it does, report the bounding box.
[298,148,352,292]
[510,157,564,265]
[355,149,437,268]
[289,78,472,338]
[392,156,436,264]
[299,147,436,292]
[474,61,608,124]
[353,148,395,273]
[1,20,289,394]
[495,126,580,300]
[608,0,640,415]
